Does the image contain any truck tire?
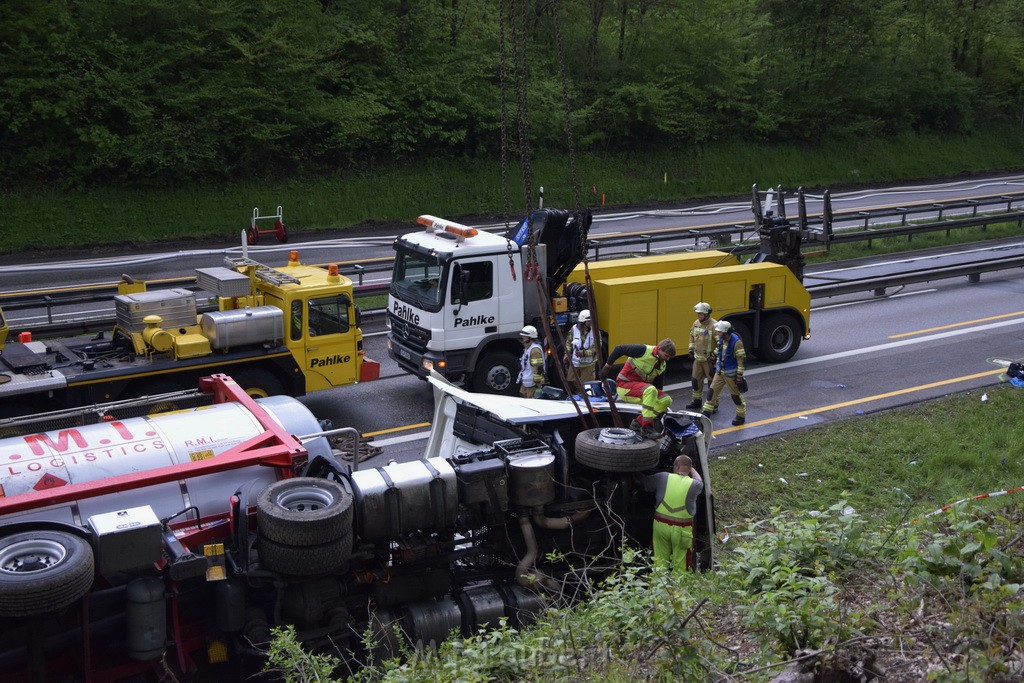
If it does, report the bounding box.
[575,427,660,473]
[0,531,95,618]
[258,535,351,576]
[232,368,286,398]
[471,351,519,395]
[757,313,801,363]
[256,478,353,546]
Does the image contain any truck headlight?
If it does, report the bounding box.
[422,359,434,372]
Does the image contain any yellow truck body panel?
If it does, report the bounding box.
[588,261,810,352]
[566,250,740,284]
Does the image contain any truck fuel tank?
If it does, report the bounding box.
[200,306,284,351]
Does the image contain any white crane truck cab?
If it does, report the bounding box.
[387,210,591,395]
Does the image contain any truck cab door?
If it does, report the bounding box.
[444,259,500,350]
[291,295,359,391]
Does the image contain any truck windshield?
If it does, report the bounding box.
[391,247,447,313]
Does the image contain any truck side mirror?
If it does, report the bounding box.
[451,264,470,311]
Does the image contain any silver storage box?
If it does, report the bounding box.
[195,267,252,299]
[200,306,284,351]
[115,288,198,332]
[88,505,163,574]
[350,458,458,540]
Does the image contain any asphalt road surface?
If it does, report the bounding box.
[4,174,1023,465]
[303,259,1024,466]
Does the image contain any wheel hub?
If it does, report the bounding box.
[596,427,643,445]
[0,539,66,574]
[276,487,335,512]
[486,367,512,392]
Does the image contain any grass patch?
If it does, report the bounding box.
[2,128,1023,254]
[808,222,1024,264]
[712,385,1024,530]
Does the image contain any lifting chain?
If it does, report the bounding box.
[512,0,534,213]
[511,0,539,281]
[498,0,516,281]
[532,278,598,428]
[551,0,582,214]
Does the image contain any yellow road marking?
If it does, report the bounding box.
[889,311,1024,338]
[362,422,431,438]
[716,367,1004,434]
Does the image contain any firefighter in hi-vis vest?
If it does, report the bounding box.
[564,309,597,394]
[703,319,747,426]
[644,454,703,575]
[686,302,717,411]
[517,325,546,398]
[601,338,676,438]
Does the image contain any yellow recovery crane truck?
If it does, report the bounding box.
[387,187,827,393]
[0,252,379,417]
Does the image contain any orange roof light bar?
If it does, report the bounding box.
[416,215,478,239]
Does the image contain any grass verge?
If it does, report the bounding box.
[3,128,1023,254]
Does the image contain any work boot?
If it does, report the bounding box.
[731,416,745,426]
[684,399,702,411]
[629,418,643,433]
[701,410,713,418]
[640,422,664,439]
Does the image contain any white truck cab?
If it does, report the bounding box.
[387,210,590,394]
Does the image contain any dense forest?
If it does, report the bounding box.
[2,0,1023,191]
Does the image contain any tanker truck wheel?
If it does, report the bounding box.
[258,535,352,576]
[575,427,660,473]
[0,531,95,617]
[256,478,353,546]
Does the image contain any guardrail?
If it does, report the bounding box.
[806,250,1024,298]
[3,189,1023,334]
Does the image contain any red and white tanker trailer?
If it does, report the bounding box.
[0,374,715,681]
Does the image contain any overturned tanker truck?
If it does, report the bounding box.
[0,374,715,680]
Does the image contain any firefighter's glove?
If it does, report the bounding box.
[735,376,748,393]
[688,351,695,362]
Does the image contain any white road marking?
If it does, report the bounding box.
[663,315,1024,390]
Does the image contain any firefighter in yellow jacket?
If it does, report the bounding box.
[686,302,717,410]
[644,454,703,575]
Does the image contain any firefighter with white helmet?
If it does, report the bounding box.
[686,302,717,411]
[564,309,597,393]
[703,319,747,426]
[518,325,546,398]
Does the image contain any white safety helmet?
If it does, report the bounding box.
[713,320,732,334]
[520,325,539,339]
[694,302,712,315]
[578,309,591,323]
